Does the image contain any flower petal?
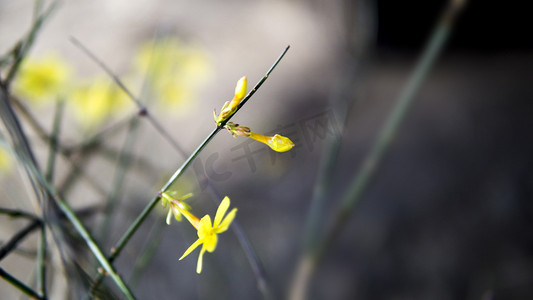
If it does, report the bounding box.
[216,208,237,233]
[198,215,212,239]
[179,239,203,260]
[267,134,294,152]
[166,208,173,225]
[203,232,218,253]
[196,246,207,274]
[214,196,230,228]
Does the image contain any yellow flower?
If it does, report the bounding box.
[214,76,247,126]
[0,145,12,172]
[14,53,71,103]
[135,37,212,111]
[225,122,295,152]
[161,191,196,226]
[179,196,237,274]
[250,133,295,152]
[70,76,129,129]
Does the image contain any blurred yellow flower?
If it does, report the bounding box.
[70,76,129,129]
[14,54,71,103]
[179,196,237,274]
[0,145,12,172]
[135,37,212,111]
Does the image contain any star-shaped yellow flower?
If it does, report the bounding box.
[179,196,237,273]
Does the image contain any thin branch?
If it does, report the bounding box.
[0,219,41,261]
[98,116,141,243]
[4,1,58,86]
[88,45,290,297]
[9,95,109,196]
[289,0,467,299]
[37,225,47,299]
[0,267,43,300]
[45,99,63,183]
[0,82,136,300]
[69,36,188,157]
[0,208,39,220]
[128,220,165,287]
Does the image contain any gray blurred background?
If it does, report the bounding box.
[1,0,532,299]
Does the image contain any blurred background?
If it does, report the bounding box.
[1,0,532,299]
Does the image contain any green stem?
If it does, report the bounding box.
[98,116,141,243]
[113,126,220,260]
[4,1,58,86]
[321,0,465,261]
[70,36,189,156]
[37,225,47,299]
[9,95,109,196]
[0,208,39,220]
[87,45,290,297]
[290,1,466,299]
[89,127,220,295]
[1,82,135,300]
[0,219,41,261]
[0,267,43,300]
[128,220,166,286]
[52,193,135,299]
[45,99,63,183]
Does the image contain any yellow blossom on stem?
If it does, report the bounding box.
[250,132,295,152]
[214,76,247,125]
[179,196,237,274]
[161,191,197,226]
[13,53,71,103]
[225,122,295,152]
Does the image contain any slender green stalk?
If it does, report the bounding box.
[45,99,63,183]
[321,0,465,261]
[89,46,290,297]
[0,219,41,261]
[4,1,58,86]
[128,220,166,286]
[113,126,219,260]
[0,267,43,300]
[51,192,135,299]
[289,1,466,299]
[39,94,55,299]
[37,225,47,299]
[69,36,188,157]
[302,68,357,252]
[1,83,135,300]
[203,183,275,300]
[98,116,141,242]
[89,127,220,296]
[231,45,290,117]
[9,95,110,196]
[0,208,39,220]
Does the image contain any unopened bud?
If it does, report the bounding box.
[234,76,247,101]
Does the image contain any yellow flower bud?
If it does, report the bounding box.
[214,76,247,126]
[249,133,295,152]
[233,76,247,102]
